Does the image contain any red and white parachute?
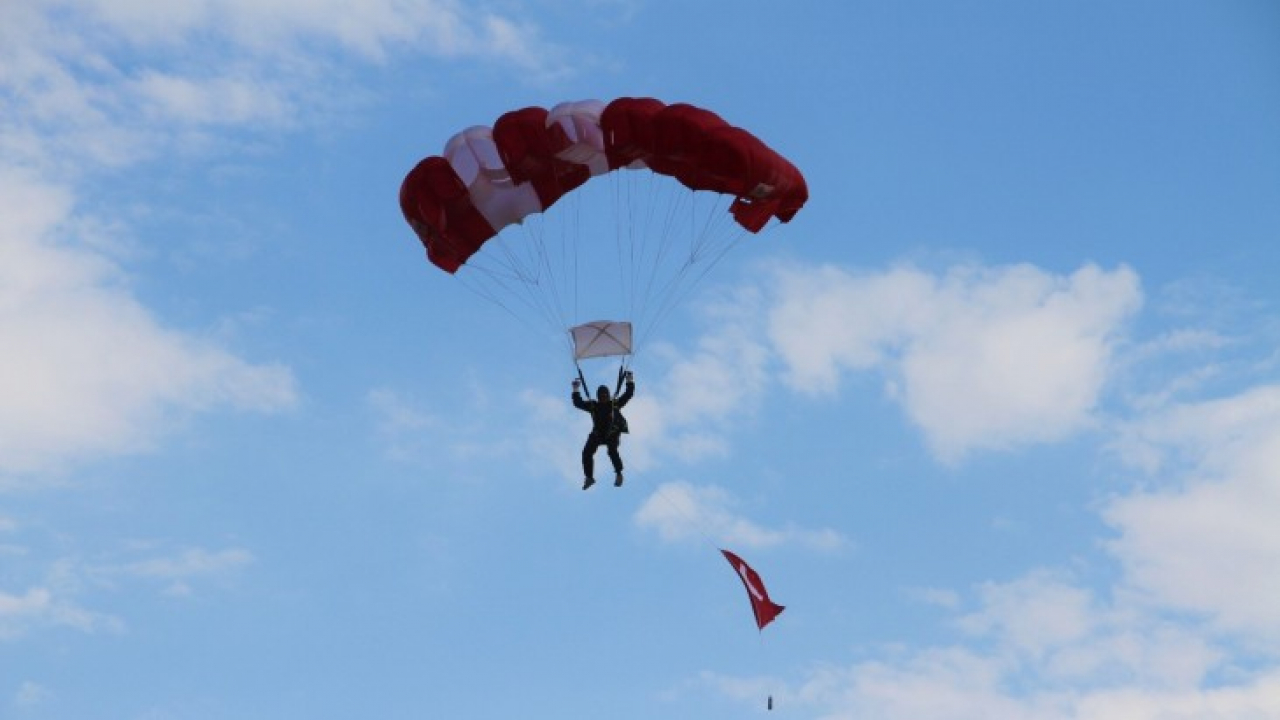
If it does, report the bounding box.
[399,97,807,363]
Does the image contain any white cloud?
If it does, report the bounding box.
[907,586,962,610]
[0,589,54,633]
[519,386,592,482]
[657,289,773,429]
[768,262,1142,462]
[110,546,254,581]
[367,383,530,474]
[957,571,1097,662]
[1106,385,1280,644]
[1070,677,1280,720]
[0,171,297,480]
[0,540,251,642]
[725,568,1272,720]
[634,481,845,550]
[775,652,1280,720]
[129,71,292,128]
[64,0,563,68]
[1111,384,1280,475]
[14,680,52,708]
[768,265,931,390]
[0,0,571,174]
[101,546,254,598]
[782,648,1040,720]
[367,386,443,463]
[957,572,1224,689]
[0,586,121,640]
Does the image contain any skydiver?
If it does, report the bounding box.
[572,371,635,490]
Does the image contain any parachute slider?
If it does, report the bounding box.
[570,321,633,360]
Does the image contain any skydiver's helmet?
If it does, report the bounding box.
[597,385,610,402]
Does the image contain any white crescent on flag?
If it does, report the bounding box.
[721,548,785,631]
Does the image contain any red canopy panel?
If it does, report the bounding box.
[599,96,667,169]
[493,106,591,210]
[399,156,497,273]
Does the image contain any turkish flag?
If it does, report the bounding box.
[721,549,785,630]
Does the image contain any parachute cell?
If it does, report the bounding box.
[398,156,495,274]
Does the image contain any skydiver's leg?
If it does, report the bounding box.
[582,435,601,481]
[605,435,623,472]
[607,434,624,486]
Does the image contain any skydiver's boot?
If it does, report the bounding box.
[614,471,624,487]
[583,477,595,490]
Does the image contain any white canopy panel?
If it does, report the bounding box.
[570,321,633,360]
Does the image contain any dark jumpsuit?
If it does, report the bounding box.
[572,380,635,479]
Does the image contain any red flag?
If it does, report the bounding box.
[721,549,785,630]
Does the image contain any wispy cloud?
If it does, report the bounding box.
[367,386,443,463]
[97,545,255,598]
[367,381,541,477]
[0,586,122,640]
[0,0,573,173]
[13,680,53,709]
[66,0,568,69]
[634,481,846,551]
[0,540,255,642]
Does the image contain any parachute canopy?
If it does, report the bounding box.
[399,97,808,275]
[721,549,785,631]
[570,321,633,360]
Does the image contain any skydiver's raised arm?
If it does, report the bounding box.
[571,379,592,411]
[615,372,635,407]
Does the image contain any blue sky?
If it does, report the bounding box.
[3,1,1279,718]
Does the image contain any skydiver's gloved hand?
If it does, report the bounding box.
[625,371,634,382]
[572,379,581,391]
